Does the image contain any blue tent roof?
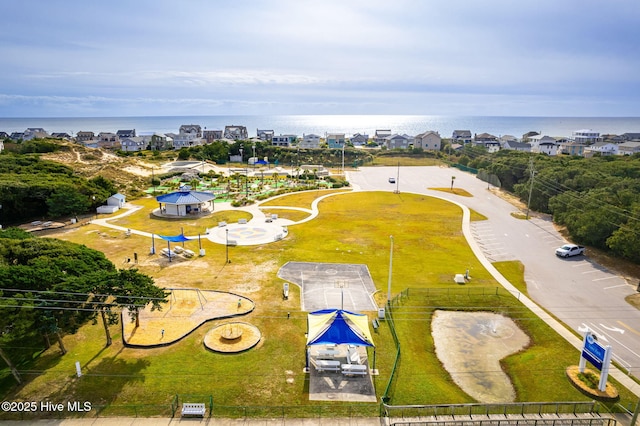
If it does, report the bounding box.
[156,190,215,205]
[158,233,190,242]
[306,309,374,347]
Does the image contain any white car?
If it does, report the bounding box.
[388,177,396,183]
[555,244,585,258]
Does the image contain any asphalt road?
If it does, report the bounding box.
[349,166,640,377]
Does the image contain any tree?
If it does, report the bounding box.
[110,269,168,328]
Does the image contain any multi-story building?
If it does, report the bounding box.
[300,134,321,149]
[224,125,248,140]
[572,129,601,144]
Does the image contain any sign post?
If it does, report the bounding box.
[579,329,612,392]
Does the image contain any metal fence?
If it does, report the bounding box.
[383,401,600,419]
[388,417,616,426]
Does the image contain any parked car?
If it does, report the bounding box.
[555,244,585,258]
[388,177,396,183]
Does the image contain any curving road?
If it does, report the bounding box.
[349,166,640,381]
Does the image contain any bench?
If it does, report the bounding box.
[183,249,195,258]
[227,240,237,247]
[161,248,176,258]
[342,364,367,376]
[372,318,380,330]
[315,360,341,372]
[317,348,339,359]
[238,218,247,224]
[181,402,206,417]
[173,246,184,254]
[283,283,289,300]
[218,221,227,227]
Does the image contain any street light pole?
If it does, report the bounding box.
[226,228,229,263]
[252,143,256,169]
[387,235,394,304]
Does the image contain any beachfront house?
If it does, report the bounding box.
[414,131,441,151]
[173,125,203,149]
[452,130,472,145]
[499,135,518,144]
[300,133,321,149]
[326,133,345,149]
[559,141,586,156]
[584,142,618,156]
[529,135,559,155]
[374,129,392,145]
[150,133,173,150]
[24,128,50,140]
[350,133,369,146]
[573,129,601,144]
[179,124,202,137]
[384,134,413,150]
[473,133,500,152]
[502,141,531,152]
[76,131,95,142]
[621,133,640,142]
[257,129,274,142]
[98,132,120,149]
[203,129,223,143]
[51,132,72,140]
[272,134,297,147]
[120,136,149,152]
[224,125,248,140]
[117,129,136,139]
[522,131,540,142]
[618,141,640,155]
[9,132,24,141]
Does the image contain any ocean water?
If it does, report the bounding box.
[1,115,639,139]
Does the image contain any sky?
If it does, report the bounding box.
[1,0,639,117]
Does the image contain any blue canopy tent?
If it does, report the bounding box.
[305,309,376,372]
[156,233,190,262]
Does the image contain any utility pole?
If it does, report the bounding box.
[526,157,536,220]
[387,235,394,304]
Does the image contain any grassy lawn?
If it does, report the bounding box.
[1,189,637,414]
[369,157,442,166]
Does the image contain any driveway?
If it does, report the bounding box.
[349,166,640,378]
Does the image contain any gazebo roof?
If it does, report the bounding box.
[156,190,215,205]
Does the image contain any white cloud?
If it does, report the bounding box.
[0,0,639,116]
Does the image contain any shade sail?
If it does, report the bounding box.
[158,233,190,242]
[306,309,374,347]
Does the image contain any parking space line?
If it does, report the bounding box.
[593,276,618,282]
[603,283,626,289]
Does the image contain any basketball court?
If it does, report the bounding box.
[277,262,378,312]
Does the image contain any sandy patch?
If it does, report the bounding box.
[122,289,255,347]
[431,310,529,403]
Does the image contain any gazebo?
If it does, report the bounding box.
[156,187,215,217]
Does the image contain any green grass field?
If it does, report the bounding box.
[1,189,636,417]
